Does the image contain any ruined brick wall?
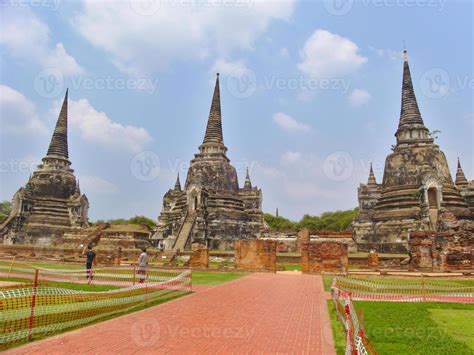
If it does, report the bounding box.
[408,232,436,269]
[301,241,348,273]
[409,230,472,270]
[185,247,209,268]
[296,228,310,253]
[234,240,276,272]
[367,250,379,268]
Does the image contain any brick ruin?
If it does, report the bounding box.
[301,241,348,273]
[409,210,473,270]
[0,91,89,244]
[185,245,209,268]
[353,50,473,253]
[154,74,264,252]
[234,240,276,272]
[367,250,379,268]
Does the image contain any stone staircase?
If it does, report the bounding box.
[172,212,196,251]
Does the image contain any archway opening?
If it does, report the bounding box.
[427,187,438,208]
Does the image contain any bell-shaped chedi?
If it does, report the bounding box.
[0,90,89,244]
[155,74,264,251]
[353,50,472,253]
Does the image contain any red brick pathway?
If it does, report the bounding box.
[7,273,336,354]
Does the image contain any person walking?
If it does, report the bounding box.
[138,247,148,284]
[84,245,96,284]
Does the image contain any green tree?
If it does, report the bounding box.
[93,216,156,229]
[264,208,359,232]
[264,213,297,231]
[0,201,12,223]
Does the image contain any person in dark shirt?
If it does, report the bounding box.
[84,245,96,284]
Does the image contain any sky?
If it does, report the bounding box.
[0,0,472,222]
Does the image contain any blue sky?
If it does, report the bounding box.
[0,0,472,221]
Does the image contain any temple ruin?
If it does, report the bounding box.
[0,90,89,244]
[353,50,473,253]
[154,74,264,251]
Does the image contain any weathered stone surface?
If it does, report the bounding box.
[353,50,473,253]
[296,228,310,253]
[185,245,209,268]
[408,220,473,270]
[154,75,264,251]
[0,91,89,244]
[235,240,276,272]
[367,250,379,268]
[301,241,348,273]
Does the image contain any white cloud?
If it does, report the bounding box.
[0,85,48,135]
[298,29,367,78]
[369,46,402,61]
[211,58,249,76]
[348,89,371,107]
[51,98,153,153]
[79,175,119,194]
[273,112,311,132]
[279,47,290,59]
[73,0,295,76]
[0,7,83,75]
[43,43,83,76]
[281,151,302,164]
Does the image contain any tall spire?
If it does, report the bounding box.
[455,158,469,187]
[367,163,377,185]
[244,167,252,189]
[395,49,430,145]
[202,74,224,145]
[174,173,182,191]
[46,89,69,159]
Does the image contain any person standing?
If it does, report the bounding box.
[84,245,96,284]
[138,247,148,283]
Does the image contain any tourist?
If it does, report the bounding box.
[84,245,96,284]
[138,247,148,283]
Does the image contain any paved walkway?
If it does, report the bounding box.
[7,273,336,354]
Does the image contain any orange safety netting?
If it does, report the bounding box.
[0,259,191,349]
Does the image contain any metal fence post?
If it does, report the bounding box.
[28,269,39,341]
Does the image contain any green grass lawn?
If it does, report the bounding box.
[327,301,474,355]
[281,264,302,271]
[192,271,247,285]
[354,301,474,354]
[327,300,346,355]
[0,276,120,292]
